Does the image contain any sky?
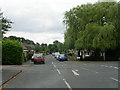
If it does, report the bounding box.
[0,0,119,44]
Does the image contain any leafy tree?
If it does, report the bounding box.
[63,2,119,60]
[35,42,41,52]
[0,10,12,35]
[41,43,47,51]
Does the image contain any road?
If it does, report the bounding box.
[2,55,119,89]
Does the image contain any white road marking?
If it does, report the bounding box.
[75,69,78,72]
[52,63,61,74]
[101,65,118,70]
[114,67,118,69]
[109,66,113,68]
[101,65,105,67]
[94,71,98,74]
[110,77,120,82]
[63,79,72,90]
[72,70,79,76]
[81,67,98,74]
[56,69,61,74]
[105,66,108,67]
[54,65,56,68]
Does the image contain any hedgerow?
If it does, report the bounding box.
[2,39,24,65]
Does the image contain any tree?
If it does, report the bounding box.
[35,42,41,52]
[41,43,47,51]
[63,2,119,60]
[0,10,12,35]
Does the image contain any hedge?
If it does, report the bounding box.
[0,41,2,62]
[2,39,24,65]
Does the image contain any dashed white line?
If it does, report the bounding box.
[81,67,98,74]
[52,63,61,74]
[63,79,72,90]
[101,65,118,69]
[75,69,78,72]
[105,66,108,68]
[72,70,79,76]
[54,65,56,68]
[109,66,113,68]
[101,65,105,67]
[56,69,61,74]
[114,67,118,69]
[81,67,89,71]
[110,77,120,82]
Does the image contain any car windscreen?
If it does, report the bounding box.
[60,54,65,57]
[36,55,43,58]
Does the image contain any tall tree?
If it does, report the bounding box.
[63,2,119,60]
[0,10,12,35]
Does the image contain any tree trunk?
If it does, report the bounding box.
[103,52,105,61]
[93,49,101,60]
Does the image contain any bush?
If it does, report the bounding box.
[68,52,75,56]
[0,41,2,62]
[2,40,24,65]
[23,52,27,62]
[27,53,33,60]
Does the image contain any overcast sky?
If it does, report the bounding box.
[0,0,118,44]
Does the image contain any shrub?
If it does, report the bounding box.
[27,53,33,61]
[0,41,2,62]
[23,52,27,62]
[2,40,24,65]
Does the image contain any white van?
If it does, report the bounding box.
[54,52,60,58]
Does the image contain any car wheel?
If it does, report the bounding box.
[34,61,36,64]
[43,61,45,64]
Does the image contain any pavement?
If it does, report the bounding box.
[1,60,31,86]
[0,55,119,89]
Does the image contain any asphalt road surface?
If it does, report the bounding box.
[3,55,119,89]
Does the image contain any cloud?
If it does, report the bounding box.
[4,31,64,44]
[2,0,112,44]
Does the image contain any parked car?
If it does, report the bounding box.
[31,53,40,61]
[56,54,60,60]
[33,54,45,64]
[57,54,68,61]
[54,52,60,58]
[52,53,55,56]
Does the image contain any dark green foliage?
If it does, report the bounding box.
[63,2,119,51]
[0,10,12,35]
[7,36,35,45]
[27,53,33,61]
[0,41,2,60]
[2,40,24,65]
[23,52,27,62]
[34,40,66,54]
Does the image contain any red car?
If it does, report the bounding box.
[33,55,45,64]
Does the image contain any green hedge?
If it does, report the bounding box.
[2,40,24,65]
[0,41,2,61]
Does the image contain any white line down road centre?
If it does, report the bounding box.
[72,70,79,76]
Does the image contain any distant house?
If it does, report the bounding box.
[21,42,35,57]
[6,36,35,60]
